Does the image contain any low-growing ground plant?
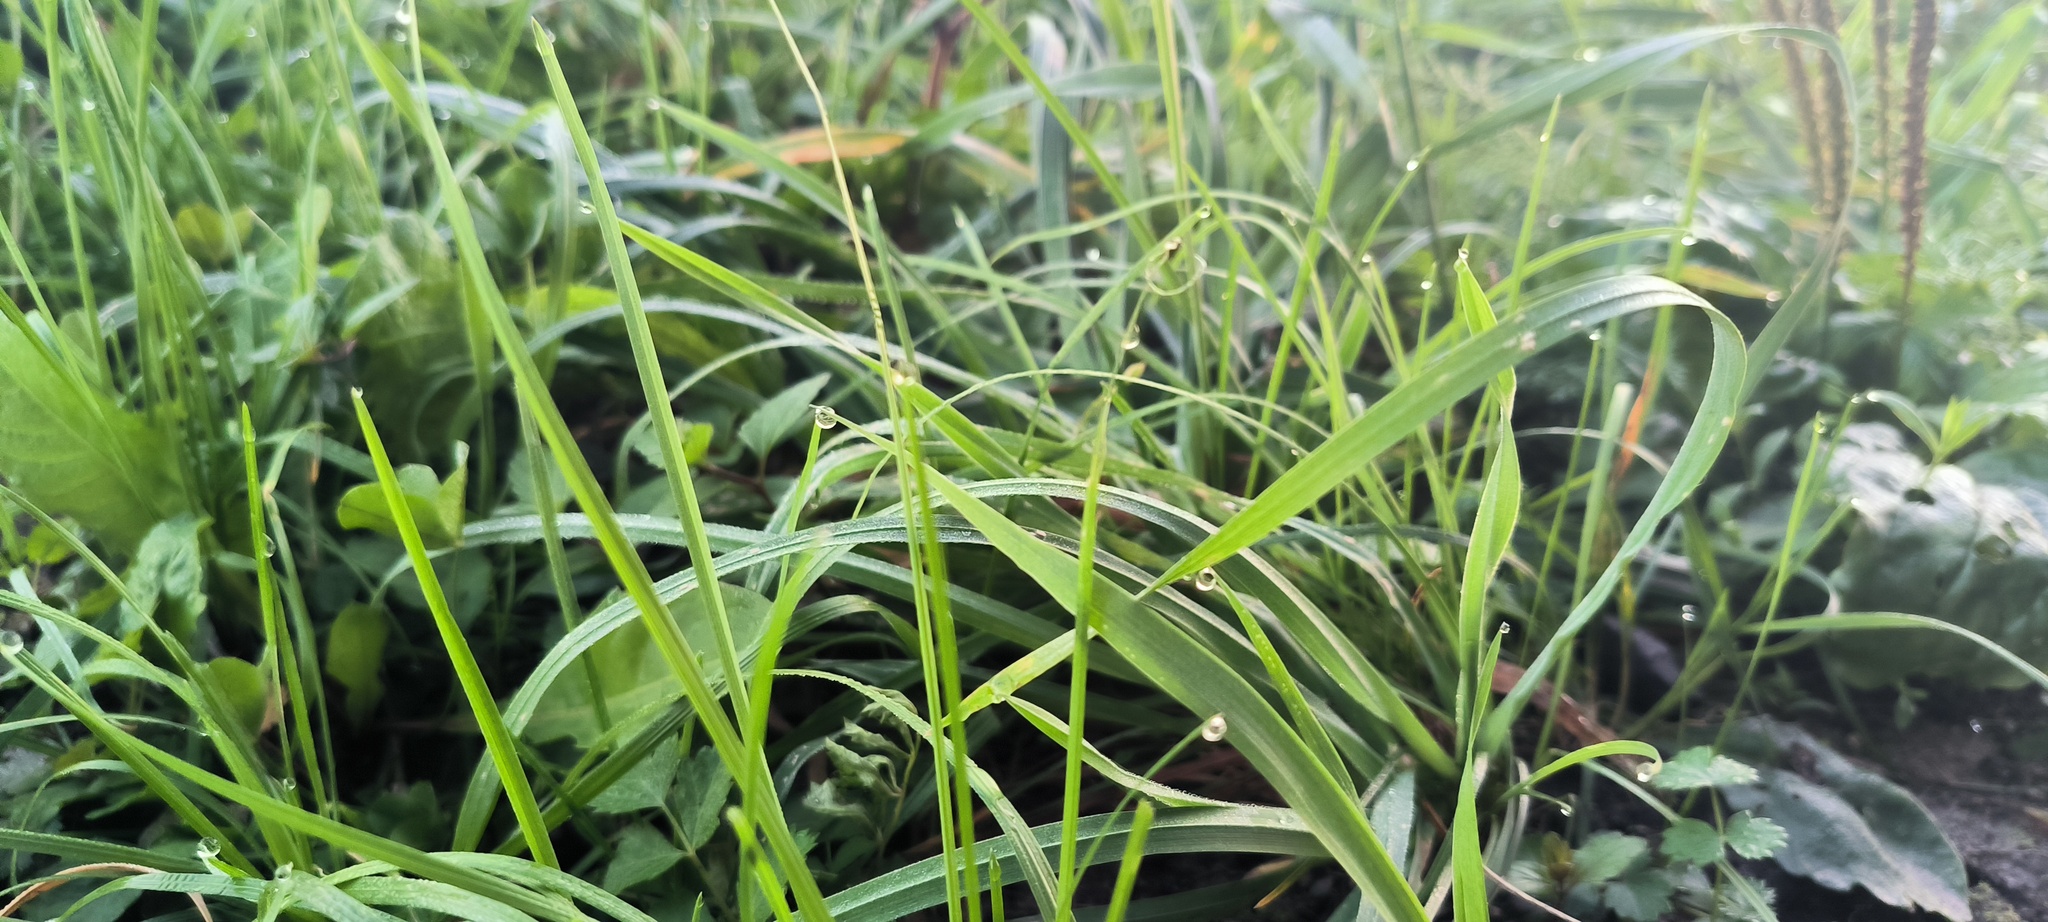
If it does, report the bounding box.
[0,1,2043,921]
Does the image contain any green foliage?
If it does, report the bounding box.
[0,322,189,551]
[0,0,2038,921]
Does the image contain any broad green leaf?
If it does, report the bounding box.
[324,603,390,724]
[738,374,830,458]
[337,444,468,549]
[1722,719,1968,921]
[0,320,189,551]
[200,657,268,737]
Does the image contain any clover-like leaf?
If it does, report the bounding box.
[1647,745,1758,791]
[1572,832,1649,886]
[1724,810,1788,859]
[1660,817,1724,865]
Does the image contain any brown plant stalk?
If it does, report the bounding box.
[1806,0,1852,217]
[1763,0,1828,202]
[1900,0,1936,306]
[1872,0,1895,198]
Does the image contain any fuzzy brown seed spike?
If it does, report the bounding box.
[1872,0,1895,195]
[1806,0,1851,219]
[1763,0,1827,204]
[1900,0,1936,307]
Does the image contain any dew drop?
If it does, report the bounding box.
[1969,718,1984,734]
[393,5,413,25]
[1456,247,1470,262]
[1680,235,1697,247]
[1196,206,1213,219]
[0,630,23,655]
[2016,269,2030,283]
[1546,214,1564,228]
[1201,713,1228,742]
[1635,766,1655,783]
[279,777,297,791]
[1681,605,1699,623]
[699,18,712,31]
[1580,47,1602,62]
[1559,804,1574,817]
[81,99,97,112]
[274,862,294,880]
[1404,158,1419,172]
[645,98,661,111]
[1587,330,1603,342]
[578,202,594,215]
[392,30,407,43]
[812,406,838,430]
[1641,195,1659,207]
[1359,252,1374,265]
[1193,568,1219,591]
[1122,336,1141,351]
[196,837,222,859]
[1538,133,1551,143]
[434,107,451,121]
[1419,280,1433,291]
[1085,247,1102,261]
[1517,331,1538,352]
[1497,621,1512,635]
[1764,290,1782,302]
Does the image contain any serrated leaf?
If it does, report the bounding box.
[673,747,732,850]
[737,374,829,458]
[600,824,683,893]
[1660,818,1724,865]
[588,744,681,815]
[1572,832,1649,886]
[1647,745,1758,790]
[1604,870,1676,922]
[1725,811,1788,859]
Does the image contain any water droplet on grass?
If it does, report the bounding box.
[0,631,22,655]
[196,837,222,859]
[1547,214,1564,228]
[1404,159,1419,172]
[1201,714,1227,741]
[1193,568,1219,591]
[812,406,838,430]
[1419,280,1433,291]
[81,99,97,112]
[1680,235,1697,246]
[1681,605,1699,623]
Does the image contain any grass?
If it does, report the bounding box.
[0,1,2044,921]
